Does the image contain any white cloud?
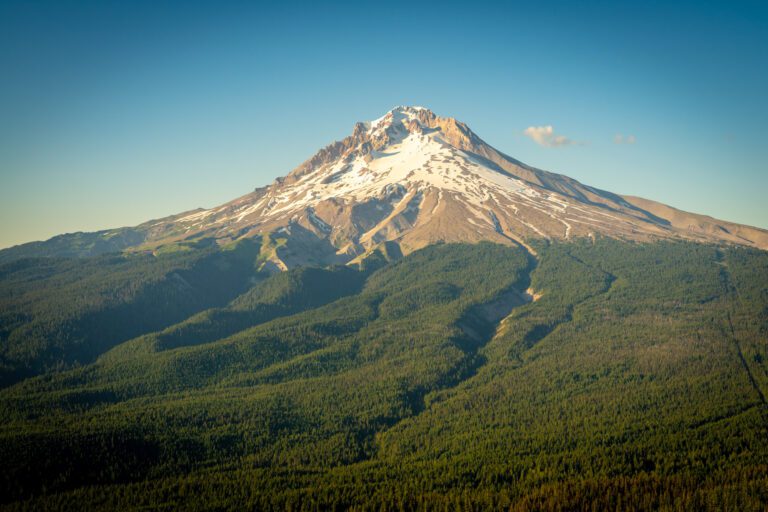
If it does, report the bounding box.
[523,125,576,147]
[614,134,637,145]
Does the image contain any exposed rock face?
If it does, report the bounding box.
[132,106,768,268]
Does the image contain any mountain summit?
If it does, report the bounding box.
[4,106,767,266]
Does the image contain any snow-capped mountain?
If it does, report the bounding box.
[4,106,767,267]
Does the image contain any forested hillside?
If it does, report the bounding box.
[0,240,766,511]
[0,238,266,387]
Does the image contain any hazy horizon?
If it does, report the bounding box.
[2,0,767,249]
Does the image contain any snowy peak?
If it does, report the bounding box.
[133,106,768,268]
[367,105,432,133]
[286,106,484,185]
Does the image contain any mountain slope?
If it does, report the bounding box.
[0,239,264,386]
[2,106,767,266]
[1,240,766,510]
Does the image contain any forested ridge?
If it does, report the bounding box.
[0,239,766,510]
[0,238,266,387]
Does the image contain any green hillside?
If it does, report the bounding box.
[0,240,766,511]
[0,238,267,387]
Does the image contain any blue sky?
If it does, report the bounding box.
[1,0,767,248]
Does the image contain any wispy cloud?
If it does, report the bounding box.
[523,125,576,147]
[613,134,636,145]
